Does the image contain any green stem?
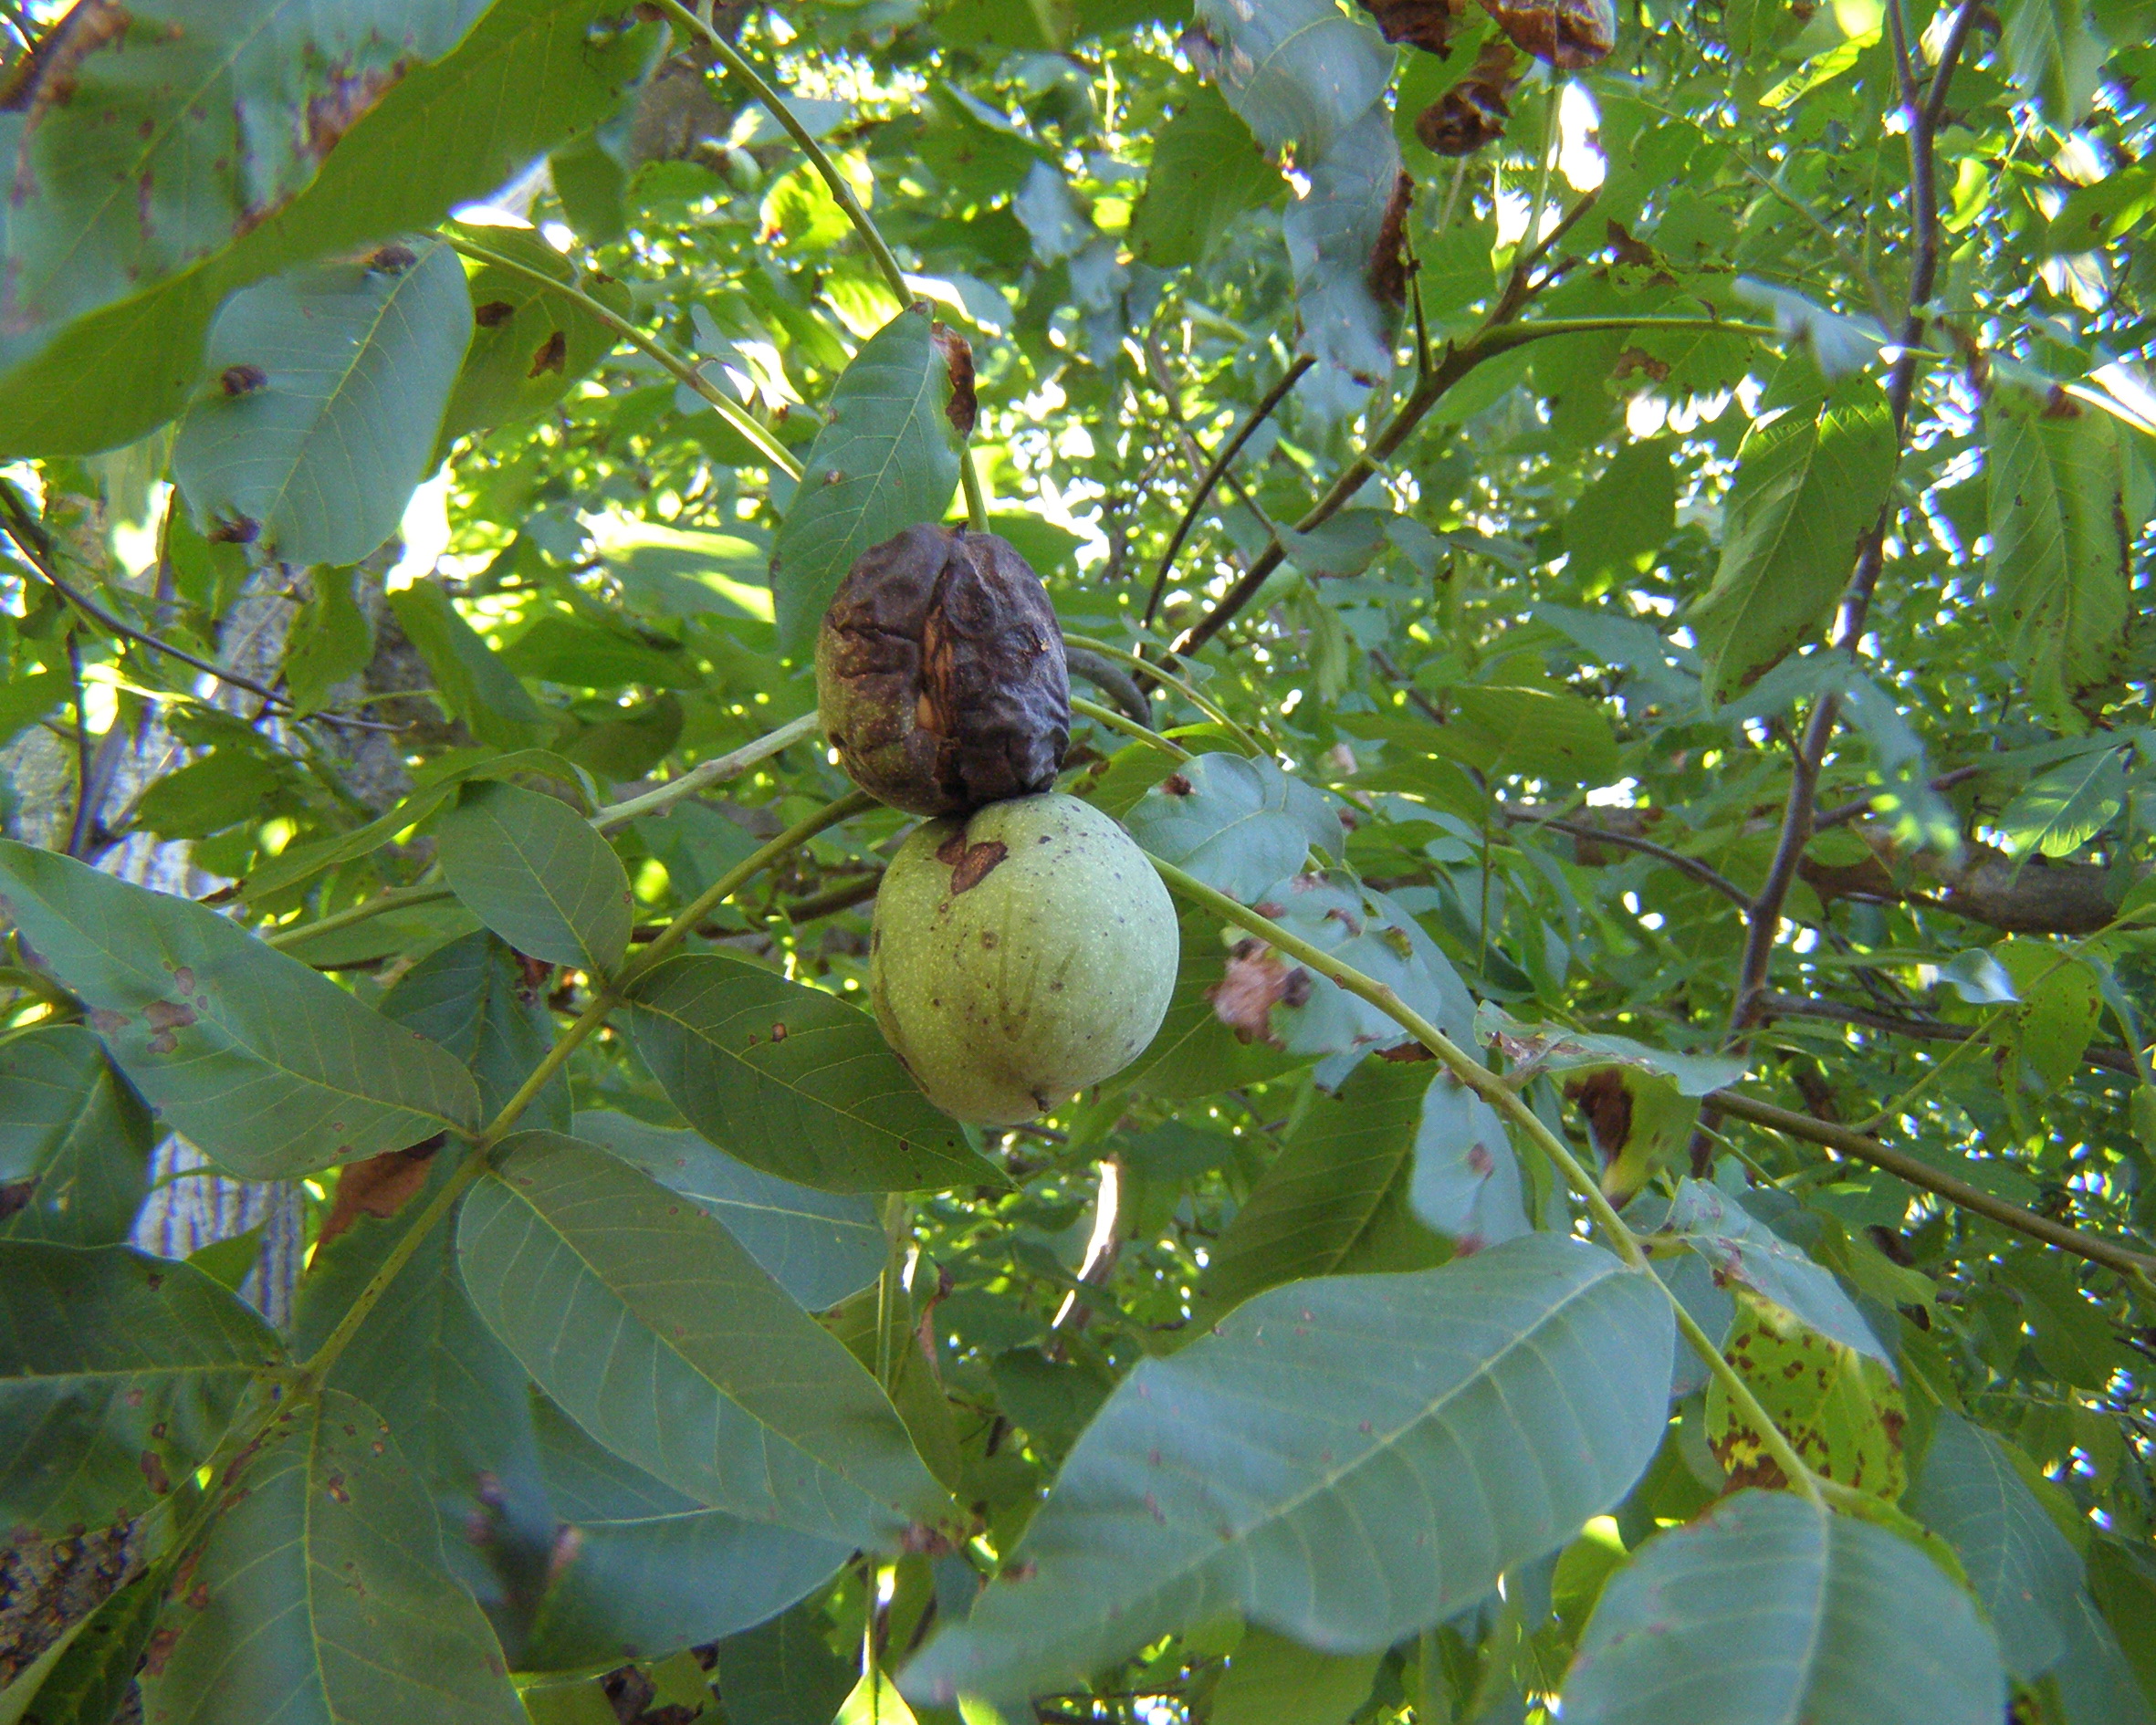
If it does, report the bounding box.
[1070,694,1189,760]
[439,231,803,481]
[959,450,991,534]
[263,882,452,952]
[1144,853,1827,1508]
[1058,633,1267,757]
[591,709,822,831]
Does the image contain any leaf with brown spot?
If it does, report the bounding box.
[316,1137,443,1247]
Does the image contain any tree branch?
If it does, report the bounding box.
[1501,806,1753,910]
[1143,354,1313,628]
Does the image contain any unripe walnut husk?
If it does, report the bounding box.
[816,524,1070,818]
[870,793,1179,1124]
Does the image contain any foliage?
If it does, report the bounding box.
[0,0,2154,1720]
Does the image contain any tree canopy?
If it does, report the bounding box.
[1,0,2154,1720]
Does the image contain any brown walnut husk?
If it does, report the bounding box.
[1481,0,1617,68]
[1415,37,1523,156]
[816,524,1070,817]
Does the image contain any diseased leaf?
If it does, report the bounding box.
[381,932,570,1130]
[0,1243,282,1533]
[1658,1178,1886,1362]
[0,1025,152,1247]
[457,1131,958,1547]
[1408,1072,1530,1250]
[623,952,993,1193]
[138,1389,526,1725]
[0,0,661,458]
[1561,1490,2005,1725]
[436,779,633,976]
[438,225,627,444]
[902,1235,1673,1707]
[0,841,481,1178]
[172,240,474,566]
[770,307,963,654]
[1709,1298,1907,1498]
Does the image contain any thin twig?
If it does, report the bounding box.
[1142,355,1314,628]
[1814,763,1985,830]
[1070,694,1191,760]
[1502,808,1753,909]
[64,630,95,859]
[1756,990,2138,1077]
[591,709,822,830]
[0,484,296,716]
[1707,1088,2156,1280]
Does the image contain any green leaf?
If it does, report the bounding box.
[171,241,472,564]
[438,225,627,444]
[769,306,962,655]
[901,1235,1674,1707]
[1907,1411,2085,1680]
[713,1602,863,1725]
[0,0,660,459]
[1198,1061,1448,1314]
[1999,745,2128,858]
[138,1388,526,1725]
[519,1393,852,1673]
[1659,1179,1886,1362]
[1190,0,1391,155]
[0,840,481,1178]
[1690,377,1897,703]
[1125,753,1341,901]
[0,0,489,361]
[456,1130,958,1547]
[498,613,705,690]
[436,779,633,976]
[0,1025,152,1247]
[1113,907,1306,1102]
[622,952,992,1193]
[381,932,570,1128]
[1444,685,1620,787]
[286,566,377,717]
[387,580,555,750]
[1565,1490,2003,1723]
[1999,0,2106,125]
[571,1109,884,1311]
[1985,383,2135,727]
[1564,440,1678,596]
[0,670,68,749]
[0,1242,281,1532]
[131,748,288,842]
[1211,1626,1379,1725]
[1282,109,1398,385]
[1994,941,2103,1092]
[1129,86,1280,268]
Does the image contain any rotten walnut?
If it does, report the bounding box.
[815,524,1070,818]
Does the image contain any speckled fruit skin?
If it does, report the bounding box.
[870,793,1178,1124]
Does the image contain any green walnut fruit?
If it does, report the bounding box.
[870,793,1178,1124]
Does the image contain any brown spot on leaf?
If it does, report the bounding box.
[1376,1040,1434,1063]
[145,999,195,1033]
[140,1451,171,1495]
[1162,773,1193,796]
[88,1008,131,1035]
[473,299,516,329]
[1366,171,1416,308]
[141,1627,181,1676]
[0,1177,33,1221]
[528,329,568,377]
[1206,939,1307,1046]
[325,1471,350,1505]
[206,515,259,546]
[1565,1069,1633,1172]
[185,1583,210,1610]
[769,1020,788,1042]
[317,1136,443,1246]
[219,363,267,397]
